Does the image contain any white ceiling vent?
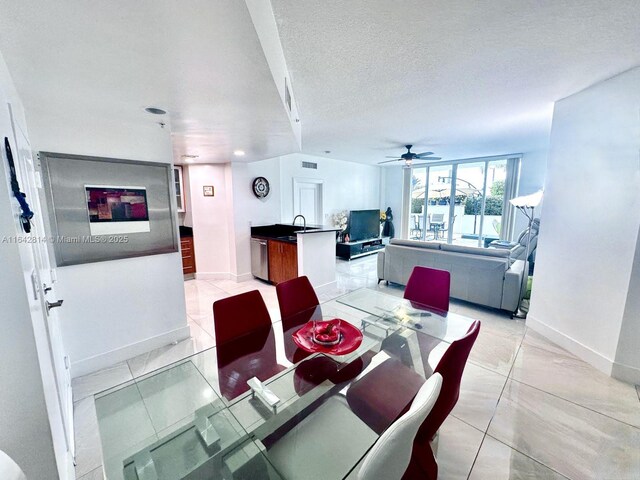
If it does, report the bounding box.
[302,161,317,169]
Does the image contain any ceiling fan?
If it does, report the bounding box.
[379,145,442,167]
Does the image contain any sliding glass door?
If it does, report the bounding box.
[405,157,516,247]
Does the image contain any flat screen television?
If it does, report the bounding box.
[349,209,380,241]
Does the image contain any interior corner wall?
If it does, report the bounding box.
[614,221,640,383]
[514,150,548,235]
[381,167,404,236]
[231,158,282,279]
[224,163,239,279]
[186,163,233,279]
[278,153,382,224]
[25,108,188,378]
[528,67,640,380]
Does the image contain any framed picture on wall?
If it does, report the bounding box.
[39,152,179,266]
[85,185,151,235]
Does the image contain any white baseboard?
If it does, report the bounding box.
[611,361,640,385]
[196,271,255,282]
[526,315,614,377]
[70,325,191,378]
[230,272,253,282]
[195,272,231,281]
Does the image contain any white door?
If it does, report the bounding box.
[3,104,75,479]
[293,179,323,225]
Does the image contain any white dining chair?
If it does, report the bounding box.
[357,373,443,480]
[0,450,26,480]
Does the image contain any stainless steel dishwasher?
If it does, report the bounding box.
[250,238,269,281]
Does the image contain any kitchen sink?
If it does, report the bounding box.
[277,235,298,241]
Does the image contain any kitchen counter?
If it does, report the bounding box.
[250,224,339,288]
[250,224,340,243]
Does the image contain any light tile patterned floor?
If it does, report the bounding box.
[72,255,640,479]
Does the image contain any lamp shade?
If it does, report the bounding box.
[509,190,543,208]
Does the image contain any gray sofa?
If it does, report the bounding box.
[377,239,525,311]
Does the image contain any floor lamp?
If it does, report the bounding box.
[509,190,543,319]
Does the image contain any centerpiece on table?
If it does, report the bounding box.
[312,320,342,346]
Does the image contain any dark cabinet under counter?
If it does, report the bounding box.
[267,239,298,284]
[179,227,196,276]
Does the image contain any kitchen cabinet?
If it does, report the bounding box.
[181,236,196,275]
[174,165,185,212]
[268,240,298,284]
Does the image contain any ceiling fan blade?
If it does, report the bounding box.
[378,159,401,164]
[416,156,442,161]
[415,151,434,157]
[384,156,402,159]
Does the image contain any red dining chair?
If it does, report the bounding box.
[276,276,322,363]
[404,266,451,313]
[213,290,287,400]
[276,275,319,319]
[346,320,481,479]
[213,290,272,345]
[407,320,481,476]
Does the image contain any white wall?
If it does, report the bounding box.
[25,101,188,378]
[279,153,382,224]
[56,254,188,374]
[231,157,282,279]
[245,0,301,148]
[528,67,640,382]
[381,167,404,237]
[0,53,61,480]
[185,163,234,279]
[613,221,640,382]
[514,150,548,234]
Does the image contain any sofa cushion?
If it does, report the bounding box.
[390,239,441,250]
[440,243,510,258]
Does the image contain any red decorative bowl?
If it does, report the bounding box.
[292,319,363,355]
[313,321,341,345]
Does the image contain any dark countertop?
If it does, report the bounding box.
[296,226,342,234]
[179,226,193,237]
[250,223,340,244]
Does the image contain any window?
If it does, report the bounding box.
[405,156,520,246]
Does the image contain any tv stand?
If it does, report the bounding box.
[336,237,385,260]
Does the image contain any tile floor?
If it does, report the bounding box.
[72,255,640,479]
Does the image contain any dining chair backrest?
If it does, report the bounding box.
[0,451,26,480]
[213,290,272,345]
[276,275,319,320]
[404,266,451,312]
[418,320,480,441]
[357,373,443,480]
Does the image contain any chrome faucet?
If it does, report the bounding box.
[293,214,306,232]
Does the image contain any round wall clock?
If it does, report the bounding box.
[252,177,270,198]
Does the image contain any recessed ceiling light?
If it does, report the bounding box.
[233,150,245,157]
[324,150,331,154]
[181,154,199,163]
[145,107,167,115]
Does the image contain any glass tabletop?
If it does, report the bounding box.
[336,288,474,343]
[95,360,282,480]
[94,289,473,479]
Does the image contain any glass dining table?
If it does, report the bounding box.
[94,288,475,480]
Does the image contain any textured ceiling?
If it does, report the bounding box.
[0,1,298,164]
[272,0,640,164]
